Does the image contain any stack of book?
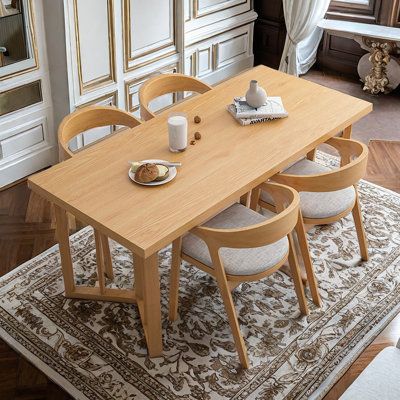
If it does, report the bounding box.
[227,97,288,126]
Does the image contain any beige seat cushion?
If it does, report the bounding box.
[182,203,289,276]
[261,158,356,219]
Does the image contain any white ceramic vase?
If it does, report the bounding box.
[245,80,267,109]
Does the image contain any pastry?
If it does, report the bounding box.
[134,163,159,183]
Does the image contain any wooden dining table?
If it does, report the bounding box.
[28,65,372,358]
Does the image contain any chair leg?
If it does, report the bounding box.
[287,233,309,316]
[169,238,182,322]
[250,187,260,212]
[94,229,114,280]
[211,249,249,368]
[94,229,106,294]
[306,148,317,161]
[352,188,369,261]
[240,192,251,207]
[295,212,322,307]
[100,234,114,280]
[227,280,241,292]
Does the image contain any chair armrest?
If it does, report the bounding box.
[273,138,368,192]
[191,182,299,249]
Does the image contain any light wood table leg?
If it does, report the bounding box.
[135,252,163,357]
[168,238,182,322]
[54,205,76,296]
[54,206,134,303]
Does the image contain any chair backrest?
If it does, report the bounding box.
[273,137,368,192]
[138,73,213,121]
[191,182,299,250]
[58,105,141,161]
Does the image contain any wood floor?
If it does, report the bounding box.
[324,139,400,400]
[0,140,399,400]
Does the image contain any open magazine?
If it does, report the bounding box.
[228,96,288,126]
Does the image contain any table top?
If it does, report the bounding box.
[28,66,372,257]
[318,19,400,42]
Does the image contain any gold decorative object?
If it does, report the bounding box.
[363,39,395,95]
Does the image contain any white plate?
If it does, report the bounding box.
[128,159,177,186]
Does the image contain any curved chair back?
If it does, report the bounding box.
[191,182,299,250]
[273,137,368,192]
[139,73,212,121]
[58,105,141,161]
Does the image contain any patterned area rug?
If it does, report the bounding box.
[1,154,400,400]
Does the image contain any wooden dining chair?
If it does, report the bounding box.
[36,106,141,282]
[169,182,319,368]
[57,105,141,280]
[256,137,369,262]
[58,105,141,160]
[138,73,212,121]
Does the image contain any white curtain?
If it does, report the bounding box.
[279,0,330,76]
[0,0,8,17]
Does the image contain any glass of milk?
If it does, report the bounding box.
[168,113,188,152]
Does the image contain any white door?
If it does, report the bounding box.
[0,0,57,188]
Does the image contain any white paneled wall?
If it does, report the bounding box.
[0,0,57,188]
[75,0,115,91]
[0,0,257,186]
[52,0,256,147]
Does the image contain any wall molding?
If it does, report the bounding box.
[73,0,116,94]
[193,0,247,19]
[122,0,178,72]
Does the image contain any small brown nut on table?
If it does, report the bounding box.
[135,163,159,183]
[194,132,201,140]
[190,140,196,145]
[194,115,201,124]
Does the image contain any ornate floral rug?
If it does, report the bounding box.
[1,154,400,400]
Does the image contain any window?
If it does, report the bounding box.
[328,0,380,23]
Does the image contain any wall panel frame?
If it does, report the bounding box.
[122,0,177,71]
[73,0,116,94]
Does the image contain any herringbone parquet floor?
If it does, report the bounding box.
[0,140,399,400]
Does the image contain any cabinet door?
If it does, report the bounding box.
[71,0,115,95]
[0,123,44,159]
[0,0,56,188]
[214,30,249,70]
[194,0,248,18]
[186,24,252,80]
[123,0,178,71]
[185,0,251,31]
[196,44,213,77]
